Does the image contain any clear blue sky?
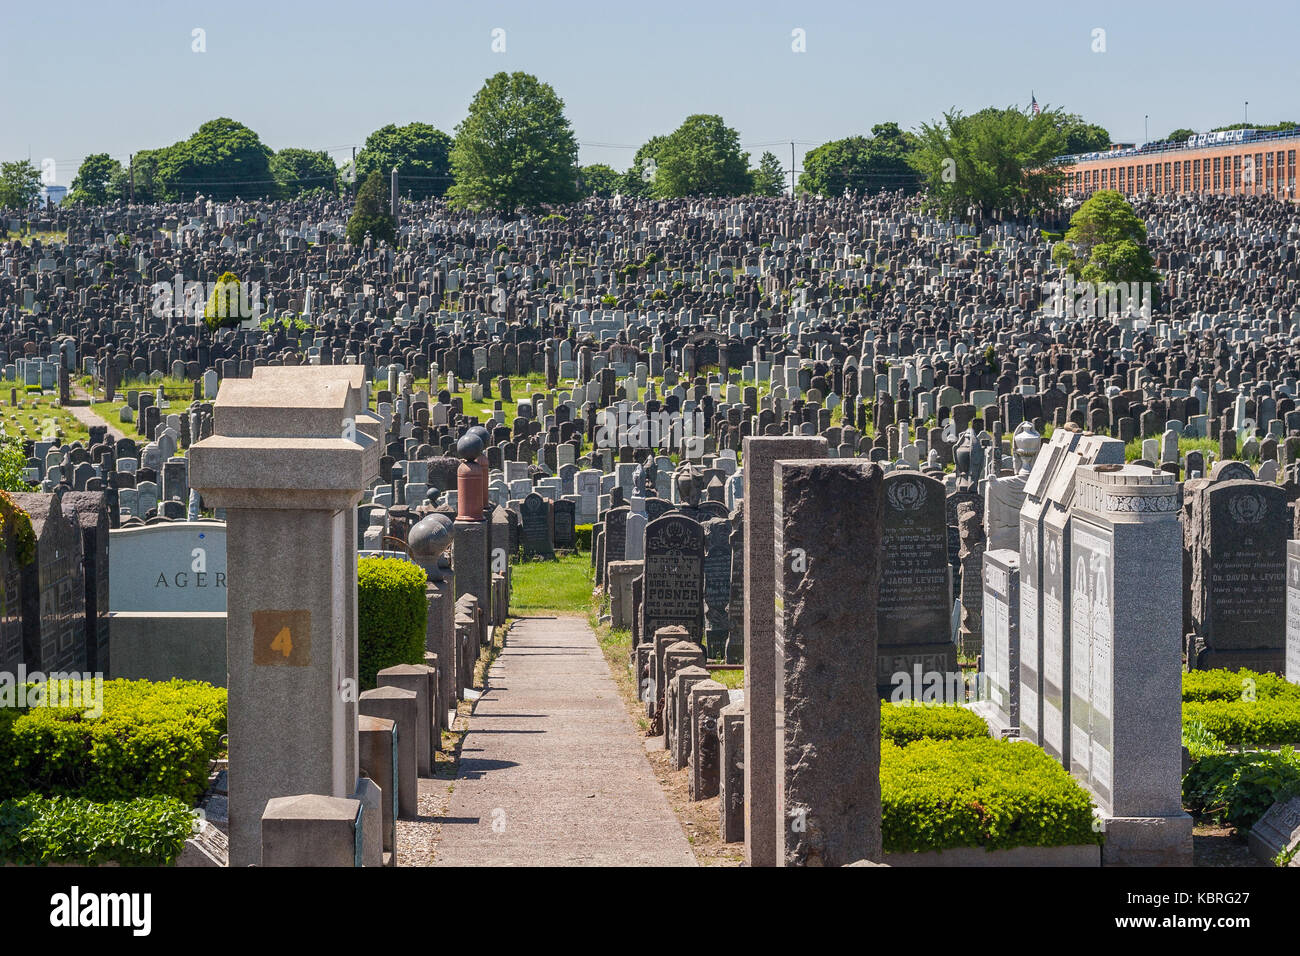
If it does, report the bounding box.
[4,0,1297,186]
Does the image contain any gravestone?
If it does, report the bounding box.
[640,513,705,645]
[876,472,952,696]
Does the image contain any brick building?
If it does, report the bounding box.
[1061,129,1299,201]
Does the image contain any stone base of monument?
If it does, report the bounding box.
[875,642,959,698]
[1185,637,1286,676]
[966,699,1018,739]
[883,844,1100,867]
[107,611,227,686]
[260,793,368,867]
[1098,813,1194,866]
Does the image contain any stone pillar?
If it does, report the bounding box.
[774,459,883,867]
[260,794,364,867]
[1288,540,1300,686]
[718,701,745,843]
[427,579,456,713]
[742,435,826,867]
[358,715,397,864]
[453,521,491,647]
[688,679,729,800]
[358,686,420,818]
[1070,464,1192,865]
[189,366,379,867]
[975,548,1020,737]
[377,664,435,776]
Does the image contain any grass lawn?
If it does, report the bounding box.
[0,384,89,445]
[509,552,592,614]
[709,668,743,689]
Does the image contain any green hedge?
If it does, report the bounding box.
[1183,747,1300,832]
[0,795,193,866]
[0,679,226,804]
[358,556,429,690]
[881,738,1100,854]
[575,523,593,552]
[1182,698,1300,747]
[1182,668,1300,703]
[881,701,989,746]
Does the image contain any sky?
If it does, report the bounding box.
[3,0,1298,187]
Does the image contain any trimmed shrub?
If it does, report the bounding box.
[1182,698,1300,747]
[0,794,193,866]
[574,523,593,553]
[1183,747,1300,831]
[1182,668,1300,703]
[881,737,1100,854]
[358,556,429,690]
[0,679,226,804]
[881,701,989,746]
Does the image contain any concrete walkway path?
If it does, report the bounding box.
[434,614,696,866]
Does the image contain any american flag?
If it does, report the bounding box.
[1031,93,1040,116]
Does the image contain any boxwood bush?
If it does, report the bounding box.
[0,679,226,804]
[881,738,1100,854]
[1181,668,1300,746]
[358,556,429,690]
[1182,698,1300,747]
[1182,668,1300,703]
[881,701,989,746]
[0,795,193,866]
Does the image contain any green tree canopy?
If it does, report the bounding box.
[69,154,124,205]
[651,114,750,198]
[749,151,786,196]
[619,135,667,197]
[1165,128,1196,142]
[578,164,620,198]
[155,118,276,201]
[270,148,337,197]
[356,123,453,200]
[0,161,42,210]
[1051,190,1160,285]
[908,106,1067,222]
[799,123,918,196]
[347,171,396,246]
[448,72,579,216]
[1059,114,1111,153]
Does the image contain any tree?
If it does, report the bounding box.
[155,118,275,201]
[271,148,337,197]
[347,171,396,245]
[1051,190,1160,285]
[112,149,163,203]
[0,438,33,491]
[0,161,41,210]
[619,135,667,197]
[356,123,453,200]
[749,151,786,196]
[1059,114,1110,153]
[651,114,750,198]
[799,124,919,196]
[1165,128,1196,143]
[908,106,1067,222]
[448,72,579,216]
[69,154,124,205]
[578,164,620,198]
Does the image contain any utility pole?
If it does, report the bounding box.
[1144,115,1149,143]
[129,153,134,202]
[391,166,399,232]
[790,141,795,196]
[1245,101,1249,124]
